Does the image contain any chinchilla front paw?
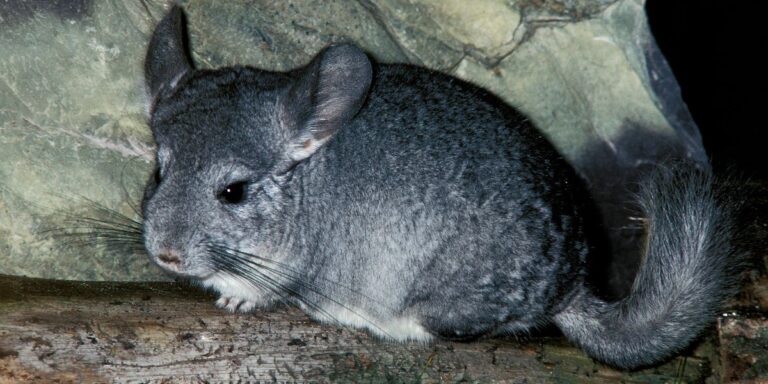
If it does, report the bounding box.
[216,295,258,313]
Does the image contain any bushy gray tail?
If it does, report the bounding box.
[553,165,742,369]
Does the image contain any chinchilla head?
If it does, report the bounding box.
[141,6,371,283]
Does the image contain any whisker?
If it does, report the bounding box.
[117,160,145,218]
[224,247,393,311]
[213,265,296,311]
[207,245,393,338]
[208,248,331,315]
[44,225,144,243]
[43,226,143,236]
[50,214,140,227]
[208,251,341,323]
[209,246,354,308]
[209,249,349,322]
[41,197,147,256]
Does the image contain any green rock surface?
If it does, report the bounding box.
[0,0,703,281]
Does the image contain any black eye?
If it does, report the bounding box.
[154,168,162,184]
[220,182,247,204]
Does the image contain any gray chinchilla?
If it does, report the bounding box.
[141,6,740,369]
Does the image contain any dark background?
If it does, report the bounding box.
[645,0,762,177]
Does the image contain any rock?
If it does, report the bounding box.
[0,0,704,282]
[0,0,164,280]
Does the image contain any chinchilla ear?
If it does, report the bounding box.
[144,5,193,112]
[279,44,372,168]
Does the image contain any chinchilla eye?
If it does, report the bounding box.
[220,181,247,204]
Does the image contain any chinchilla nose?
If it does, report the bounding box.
[155,248,183,271]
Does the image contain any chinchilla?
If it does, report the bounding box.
[140,6,740,369]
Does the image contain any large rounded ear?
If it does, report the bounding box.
[279,44,372,169]
[144,5,193,111]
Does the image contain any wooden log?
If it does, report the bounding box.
[0,274,725,383]
[717,274,768,383]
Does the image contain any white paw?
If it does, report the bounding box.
[215,296,257,313]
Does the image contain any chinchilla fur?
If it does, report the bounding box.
[140,6,741,369]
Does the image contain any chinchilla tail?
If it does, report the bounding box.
[553,164,743,369]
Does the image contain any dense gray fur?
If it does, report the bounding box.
[553,167,740,368]
[141,6,739,369]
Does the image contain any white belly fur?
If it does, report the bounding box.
[306,304,433,342]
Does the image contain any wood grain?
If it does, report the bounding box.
[0,275,723,383]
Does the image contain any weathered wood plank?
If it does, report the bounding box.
[0,275,719,383]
